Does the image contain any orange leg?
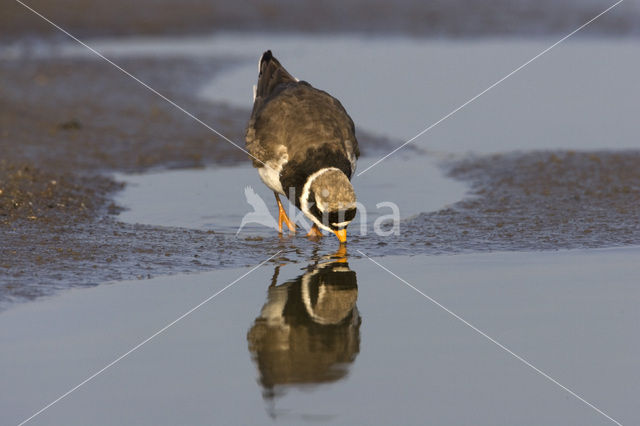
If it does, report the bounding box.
[275,193,296,234]
[306,223,324,238]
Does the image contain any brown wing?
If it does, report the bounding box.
[245,51,359,171]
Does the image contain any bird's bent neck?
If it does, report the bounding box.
[299,167,342,232]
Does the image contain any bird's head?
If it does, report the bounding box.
[301,168,357,244]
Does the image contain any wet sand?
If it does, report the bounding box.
[0,55,244,305]
[409,150,640,251]
[4,145,640,308]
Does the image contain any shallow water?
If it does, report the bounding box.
[48,33,640,153]
[114,154,468,235]
[198,35,640,154]
[2,248,638,425]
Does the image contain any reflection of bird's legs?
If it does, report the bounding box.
[311,245,320,265]
[306,224,323,238]
[317,245,348,267]
[274,192,296,234]
[333,245,347,260]
[330,245,348,263]
[269,264,281,288]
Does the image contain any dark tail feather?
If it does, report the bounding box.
[256,50,296,99]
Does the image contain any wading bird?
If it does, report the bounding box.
[246,51,359,244]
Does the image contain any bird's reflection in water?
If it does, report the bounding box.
[247,248,361,411]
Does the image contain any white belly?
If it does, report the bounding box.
[258,164,285,194]
[256,146,288,194]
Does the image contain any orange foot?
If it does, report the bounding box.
[275,193,296,234]
[306,224,324,238]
